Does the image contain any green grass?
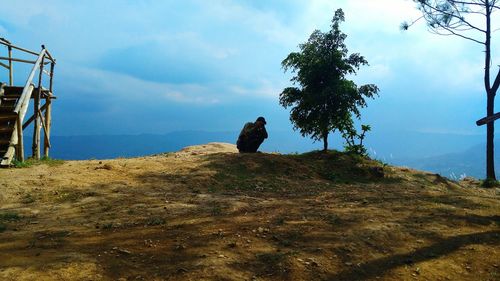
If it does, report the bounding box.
[12,157,64,168]
[0,211,21,233]
[146,217,166,226]
[0,211,21,221]
[481,178,500,188]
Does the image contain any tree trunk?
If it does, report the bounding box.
[484,3,496,180]
[487,93,496,180]
[323,133,328,152]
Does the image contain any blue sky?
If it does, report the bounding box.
[1,0,499,156]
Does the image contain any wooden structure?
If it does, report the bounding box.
[476,112,500,126]
[0,38,56,166]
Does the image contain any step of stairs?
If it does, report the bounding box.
[0,126,13,134]
[0,138,11,146]
[3,86,24,96]
[0,106,15,113]
[0,113,17,122]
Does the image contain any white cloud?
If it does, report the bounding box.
[229,78,287,99]
[59,64,220,105]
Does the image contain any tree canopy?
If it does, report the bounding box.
[280,9,379,151]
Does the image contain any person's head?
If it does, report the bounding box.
[255,116,267,126]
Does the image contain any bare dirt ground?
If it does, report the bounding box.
[0,142,499,281]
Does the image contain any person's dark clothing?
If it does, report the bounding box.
[237,121,268,153]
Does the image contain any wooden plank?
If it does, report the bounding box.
[0,114,17,122]
[38,110,51,149]
[0,41,39,56]
[16,115,24,162]
[8,46,13,85]
[0,56,37,64]
[32,56,45,160]
[14,49,44,115]
[22,103,48,130]
[1,146,16,165]
[44,99,52,157]
[0,126,13,134]
[476,112,500,126]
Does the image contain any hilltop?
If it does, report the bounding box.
[0,143,498,281]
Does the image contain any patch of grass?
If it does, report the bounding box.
[102,223,113,229]
[0,211,21,221]
[0,211,21,233]
[481,178,500,188]
[21,193,35,204]
[257,252,287,264]
[12,157,64,168]
[12,159,34,168]
[210,202,223,216]
[55,191,80,202]
[277,230,304,247]
[274,216,286,225]
[255,252,290,276]
[40,157,65,166]
[146,217,166,226]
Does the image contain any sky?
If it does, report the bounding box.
[0,0,499,157]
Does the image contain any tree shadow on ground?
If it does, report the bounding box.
[327,230,500,281]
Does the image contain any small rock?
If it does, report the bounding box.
[218,254,225,258]
[306,258,319,266]
[345,262,353,266]
[258,227,264,233]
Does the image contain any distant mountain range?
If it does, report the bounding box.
[21,130,496,179]
[392,142,498,179]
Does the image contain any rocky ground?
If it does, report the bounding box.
[0,142,499,281]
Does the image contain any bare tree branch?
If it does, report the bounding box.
[430,18,486,44]
[492,67,500,95]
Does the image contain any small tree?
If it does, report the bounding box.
[343,124,371,156]
[280,9,379,151]
[403,0,500,180]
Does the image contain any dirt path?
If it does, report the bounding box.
[0,143,499,280]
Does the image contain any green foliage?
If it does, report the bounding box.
[12,157,65,168]
[481,178,499,188]
[280,8,379,150]
[342,124,371,156]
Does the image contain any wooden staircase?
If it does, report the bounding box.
[0,38,56,166]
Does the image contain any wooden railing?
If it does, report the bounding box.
[0,38,56,163]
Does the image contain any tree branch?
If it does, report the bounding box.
[492,67,500,95]
[430,19,486,44]
[420,1,487,33]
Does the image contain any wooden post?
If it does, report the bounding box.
[32,54,44,160]
[16,115,24,162]
[8,46,13,86]
[44,62,54,158]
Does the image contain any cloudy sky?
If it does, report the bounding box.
[0,0,499,155]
